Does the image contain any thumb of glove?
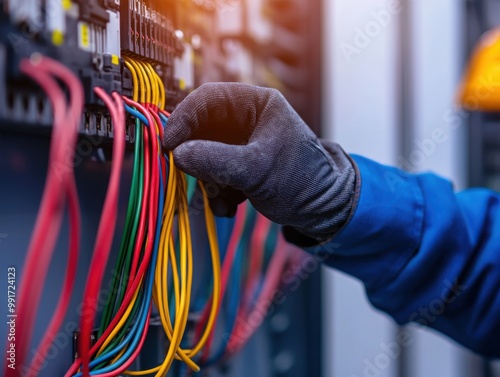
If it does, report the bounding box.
[172,139,261,192]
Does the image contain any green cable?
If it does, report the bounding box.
[95,118,150,367]
[186,174,197,205]
[98,119,142,333]
[263,222,279,270]
[94,287,145,369]
[98,118,144,336]
[113,120,145,315]
[239,205,257,282]
[110,120,145,317]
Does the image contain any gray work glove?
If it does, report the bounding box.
[162,82,357,244]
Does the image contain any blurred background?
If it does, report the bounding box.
[324,1,500,376]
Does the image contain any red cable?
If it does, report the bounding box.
[27,174,81,377]
[123,103,164,290]
[6,57,81,377]
[224,214,270,354]
[124,121,151,290]
[226,233,290,355]
[26,58,84,377]
[65,98,160,377]
[147,105,167,186]
[124,103,163,291]
[79,89,126,377]
[196,201,248,361]
[124,103,166,286]
[159,109,171,118]
[92,307,151,377]
[243,214,271,311]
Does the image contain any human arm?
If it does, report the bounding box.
[162,82,500,357]
[321,155,500,358]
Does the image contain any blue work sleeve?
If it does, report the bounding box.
[309,155,500,358]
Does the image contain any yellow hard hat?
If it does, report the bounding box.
[457,28,500,112]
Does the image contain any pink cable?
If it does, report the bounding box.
[92,308,151,377]
[227,232,290,355]
[147,105,167,186]
[159,109,170,118]
[79,89,125,377]
[25,58,84,377]
[197,201,248,361]
[243,214,272,311]
[66,97,160,377]
[27,177,81,377]
[123,127,151,289]
[5,57,81,377]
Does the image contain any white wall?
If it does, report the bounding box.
[406,2,472,377]
[322,0,471,376]
[322,1,399,377]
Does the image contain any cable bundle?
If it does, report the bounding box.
[7,54,297,377]
[62,57,222,377]
[192,207,294,368]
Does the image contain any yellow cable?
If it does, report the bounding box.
[159,178,221,359]
[123,143,220,376]
[155,170,190,375]
[149,64,166,110]
[124,367,157,376]
[167,236,180,330]
[142,62,159,108]
[95,102,220,376]
[166,170,197,369]
[155,154,198,370]
[182,181,221,357]
[110,346,127,364]
[134,59,151,104]
[148,63,165,110]
[96,281,142,357]
[125,57,146,104]
[123,60,139,102]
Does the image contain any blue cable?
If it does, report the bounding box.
[190,216,234,314]
[216,216,235,261]
[82,166,164,375]
[201,216,245,367]
[76,287,147,373]
[159,112,169,125]
[74,115,166,376]
[202,236,244,367]
[124,103,149,126]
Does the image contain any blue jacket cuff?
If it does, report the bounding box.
[305,155,425,288]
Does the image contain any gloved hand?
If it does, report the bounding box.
[163,82,358,243]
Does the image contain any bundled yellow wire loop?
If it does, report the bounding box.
[124,157,221,376]
[135,61,151,104]
[123,59,139,102]
[149,63,166,110]
[141,62,159,107]
[124,57,146,104]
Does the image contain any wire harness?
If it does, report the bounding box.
[7,54,298,377]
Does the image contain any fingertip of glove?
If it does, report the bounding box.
[162,112,189,150]
[162,128,175,150]
[171,141,192,165]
